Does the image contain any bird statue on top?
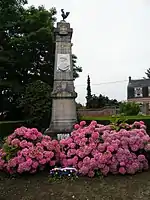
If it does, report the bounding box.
[61,9,70,21]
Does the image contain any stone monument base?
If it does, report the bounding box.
[45,119,76,139]
[45,129,71,140]
[45,130,72,140]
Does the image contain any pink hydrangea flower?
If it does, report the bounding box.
[139,121,145,125]
[79,166,89,175]
[97,144,106,152]
[91,132,99,140]
[144,143,150,151]
[138,154,146,162]
[90,121,97,126]
[107,145,115,153]
[49,160,56,166]
[101,165,109,176]
[11,139,20,147]
[32,161,39,169]
[80,121,86,126]
[119,167,126,174]
[120,162,125,166]
[88,170,95,177]
[39,159,46,165]
[19,140,28,148]
[74,124,80,130]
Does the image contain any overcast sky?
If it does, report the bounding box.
[28,0,150,104]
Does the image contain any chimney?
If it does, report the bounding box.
[129,76,131,82]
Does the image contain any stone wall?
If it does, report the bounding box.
[78,107,117,117]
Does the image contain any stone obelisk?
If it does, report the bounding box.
[46,10,77,138]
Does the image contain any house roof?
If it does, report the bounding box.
[128,78,150,87]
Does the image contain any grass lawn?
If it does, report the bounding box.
[1,170,150,200]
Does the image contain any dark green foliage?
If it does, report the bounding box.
[86,94,120,109]
[0,1,82,122]
[76,102,83,109]
[0,0,28,118]
[86,75,92,98]
[119,102,140,116]
[2,143,19,161]
[72,54,82,80]
[85,75,120,109]
[86,75,92,108]
[0,121,26,139]
[145,68,150,78]
[17,80,52,129]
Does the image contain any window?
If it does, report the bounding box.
[148,86,150,97]
[134,87,143,97]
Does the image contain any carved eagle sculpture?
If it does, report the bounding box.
[61,9,70,21]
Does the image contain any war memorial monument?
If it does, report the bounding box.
[45,10,77,139]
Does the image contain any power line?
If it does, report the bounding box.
[75,80,128,87]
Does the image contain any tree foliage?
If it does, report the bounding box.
[72,54,82,80]
[17,80,51,129]
[145,68,150,79]
[85,75,119,109]
[87,94,120,109]
[86,75,92,108]
[0,1,82,125]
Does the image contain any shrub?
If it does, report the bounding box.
[59,120,150,177]
[1,120,150,177]
[119,102,140,116]
[0,127,60,174]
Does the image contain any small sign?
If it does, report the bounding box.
[57,133,70,140]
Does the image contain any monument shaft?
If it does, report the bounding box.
[46,20,77,136]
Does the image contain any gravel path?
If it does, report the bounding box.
[0,170,150,200]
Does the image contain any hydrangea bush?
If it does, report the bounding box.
[0,127,60,174]
[1,120,150,177]
[59,120,150,177]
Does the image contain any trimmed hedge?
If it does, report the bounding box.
[1,116,150,141]
[0,121,26,140]
[80,115,150,121]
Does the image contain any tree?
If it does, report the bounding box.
[86,93,120,109]
[72,54,82,80]
[0,2,82,122]
[145,68,150,78]
[0,0,28,119]
[86,75,92,108]
[85,75,119,109]
[0,4,82,88]
[17,80,51,129]
[119,102,140,116]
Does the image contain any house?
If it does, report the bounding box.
[127,76,150,114]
